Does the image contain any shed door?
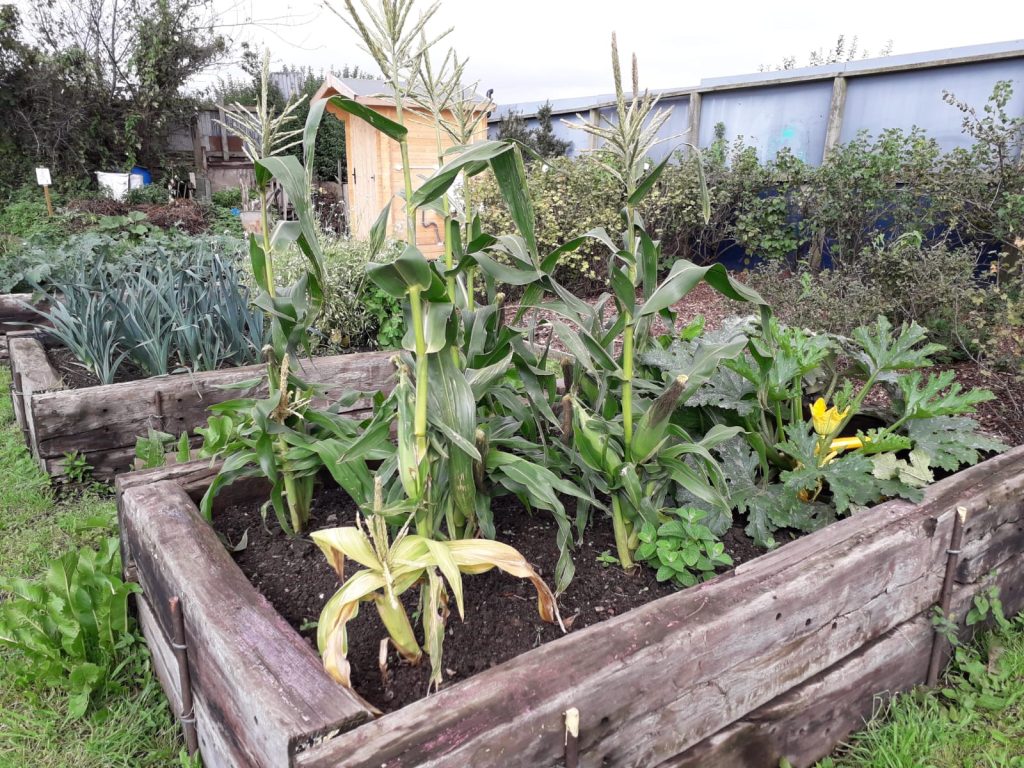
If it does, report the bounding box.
[349,121,379,238]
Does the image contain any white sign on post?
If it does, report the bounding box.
[35,167,52,186]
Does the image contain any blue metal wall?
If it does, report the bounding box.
[489,40,1024,164]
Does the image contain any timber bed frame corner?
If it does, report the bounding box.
[116,445,1024,768]
[6,333,395,481]
[0,293,46,361]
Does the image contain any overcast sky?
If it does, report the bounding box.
[24,0,1023,104]
[206,0,1022,103]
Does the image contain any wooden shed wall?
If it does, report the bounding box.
[330,102,486,260]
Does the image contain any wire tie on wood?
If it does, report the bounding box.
[169,595,200,756]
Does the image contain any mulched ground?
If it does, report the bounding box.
[212,486,765,713]
[66,198,211,234]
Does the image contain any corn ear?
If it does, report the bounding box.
[373,594,422,663]
[631,374,688,463]
[571,398,620,475]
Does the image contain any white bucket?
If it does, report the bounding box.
[95,171,146,201]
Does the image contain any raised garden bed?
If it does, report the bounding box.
[116,445,1024,768]
[7,331,395,480]
[0,293,47,360]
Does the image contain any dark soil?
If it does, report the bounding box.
[47,346,147,388]
[212,486,766,713]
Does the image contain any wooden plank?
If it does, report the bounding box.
[295,445,1024,768]
[957,490,1024,583]
[28,351,394,469]
[664,551,1024,768]
[120,481,376,767]
[0,293,42,326]
[8,334,64,460]
[136,596,248,768]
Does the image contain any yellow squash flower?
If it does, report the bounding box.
[810,398,848,437]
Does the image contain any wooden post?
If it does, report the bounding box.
[564,708,579,768]
[588,108,600,151]
[926,506,967,686]
[686,92,703,155]
[42,185,54,217]
[822,76,847,162]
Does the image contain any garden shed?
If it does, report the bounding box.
[315,74,489,259]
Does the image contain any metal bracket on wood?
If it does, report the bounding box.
[169,595,200,755]
[926,506,967,686]
[153,390,165,433]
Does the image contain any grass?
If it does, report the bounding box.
[0,367,185,768]
[820,609,1024,768]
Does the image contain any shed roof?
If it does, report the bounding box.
[314,73,489,109]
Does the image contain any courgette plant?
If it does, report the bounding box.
[648,314,1005,547]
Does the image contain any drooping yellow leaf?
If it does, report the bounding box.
[310,527,381,573]
[447,540,559,623]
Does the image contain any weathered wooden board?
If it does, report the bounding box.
[7,334,64,448]
[295,444,1024,768]
[120,480,377,766]
[664,550,1024,768]
[9,337,395,480]
[0,293,43,330]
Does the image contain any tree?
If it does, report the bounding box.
[496,101,572,161]
[0,0,225,191]
[532,103,572,159]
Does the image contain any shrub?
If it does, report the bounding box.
[474,155,621,294]
[270,236,405,351]
[123,184,170,205]
[798,128,944,269]
[746,233,988,357]
[211,188,243,208]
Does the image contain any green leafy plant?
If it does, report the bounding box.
[656,314,1005,547]
[134,429,191,469]
[62,451,94,484]
[0,537,141,718]
[635,507,732,587]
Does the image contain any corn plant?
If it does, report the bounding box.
[197,50,346,534]
[311,479,559,689]
[498,39,767,568]
[327,0,581,547]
